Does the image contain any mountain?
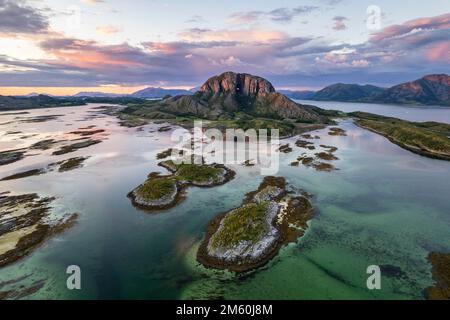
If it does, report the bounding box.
[278,90,316,100]
[73,92,128,98]
[312,83,385,102]
[131,87,193,98]
[310,74,450,105]
[0,94,83,111]
[124,72,330,123]
[373,74,450,106]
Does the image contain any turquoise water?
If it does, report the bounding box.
[0,104,450,299]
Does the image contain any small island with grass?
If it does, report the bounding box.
[127,160,235,211]
[197,176,314,273]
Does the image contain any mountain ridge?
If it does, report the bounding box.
[311,74,450,105]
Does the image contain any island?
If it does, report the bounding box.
[197,176,314,273]
[118,72,339,136]
[127,160,235,211]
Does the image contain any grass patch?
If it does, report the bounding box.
[136,178,176,200]
[175,163,222,183]
[210,202,269,249]
[358,119,450,154]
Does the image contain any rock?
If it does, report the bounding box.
[127,161,235,212]
[328,127,347,136]
[0,193,78,268]
[197,176,314,273]
[0,150,26,166]
[315,152,339,161]
[52,139,102,155]
[278,144,293,153]
[122,72,330,123]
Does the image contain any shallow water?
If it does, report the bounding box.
[0,103,450,299]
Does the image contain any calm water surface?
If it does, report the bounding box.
[0,103,449,299]
[296,99,450,123]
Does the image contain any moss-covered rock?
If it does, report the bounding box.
[128,161,235,211]
[197,176,314,273]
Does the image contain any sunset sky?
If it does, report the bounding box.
[0,0,449,95]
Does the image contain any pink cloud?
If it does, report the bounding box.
[96,25,121,35]
[41,38,146,70]
[332,16,347,31]
[371,13,450,42]
[178,28,287,43]
[426,41,450,62]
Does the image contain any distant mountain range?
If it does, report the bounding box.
[312,84,385,102]
[131,87,193,98]
[73,92,128,98]
[310,74,450,106]
[71,87,194,99]
[2,73,449,112]
[278,90,316,100]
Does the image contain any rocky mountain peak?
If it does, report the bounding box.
[199,72,276,96]
[422,74,450,86]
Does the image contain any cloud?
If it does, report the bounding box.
[219,56,246,67]
[351,59,370,68]
[228,6,319,24]
[332,16,347,31]
[0,12,448,89]
[320,0,343,5]
[178,28,287,42]
[370,13,450,42]
[185,15,207,23]
[96,25,121,35]
[81,0,104,5]
[0,0,49,34]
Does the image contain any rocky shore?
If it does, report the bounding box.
[0,193,78,268]
[197,176,314,273]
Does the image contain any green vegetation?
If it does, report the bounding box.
[131,161,232,208]
[0,95,84,111]
[175,163,222,183]
[136,178,176,200]
[234,116,295,137]
[357,119,450,154]
[58,157,89,172]
[413,121,450,136]
[351,112,450,159]
[210,202,269,249]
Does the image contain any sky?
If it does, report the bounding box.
[0,0,449,95]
